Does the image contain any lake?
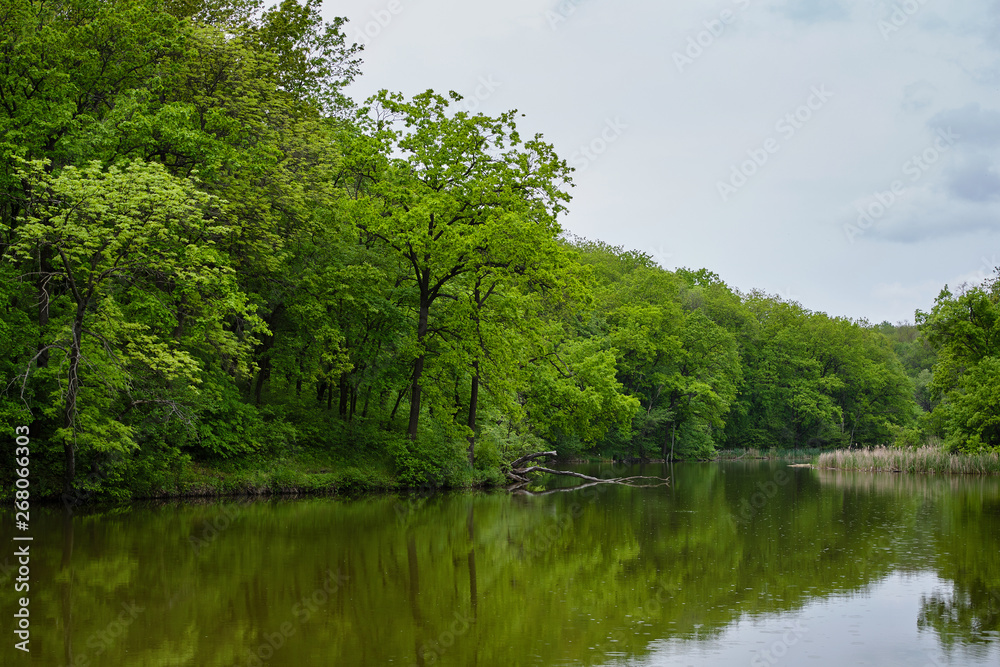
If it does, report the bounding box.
[4,461,1000,666]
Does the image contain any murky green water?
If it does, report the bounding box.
[3,462,1000,666]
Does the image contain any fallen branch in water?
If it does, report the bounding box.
[505,451,669,491]
[509,451,559,468]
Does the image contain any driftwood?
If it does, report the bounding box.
[509,451,560,468]
[505,451,669,492]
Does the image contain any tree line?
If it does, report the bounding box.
[0,0,997,499]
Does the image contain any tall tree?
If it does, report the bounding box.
[358,89,572,441]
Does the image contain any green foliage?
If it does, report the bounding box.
[192,381,284,458]
[0,264,36,435]
[562,239,912,460]
[918,274,1000,453]
[889,423,926,449]
[940,357,1000,453]
[385,430,472,488]
[725,295,912,451]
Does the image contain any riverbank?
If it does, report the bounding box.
[817,446,1000,474]
[150,458,399,498]
[18,444,509,506]
[714,447,823,461]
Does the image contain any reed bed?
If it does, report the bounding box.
[816,446,1000,475]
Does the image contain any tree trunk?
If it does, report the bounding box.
[407,300,430,440]
[252,307,283,405]
[389,386,407,422]
[172,293,188,341]
[361,385,372,419]
[338,373,349,419]
[467,364,479,467]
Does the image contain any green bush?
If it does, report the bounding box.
[889,424,924,449]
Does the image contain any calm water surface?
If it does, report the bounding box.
[3,462,1000,666]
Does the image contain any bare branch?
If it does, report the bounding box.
[509,450,557,468]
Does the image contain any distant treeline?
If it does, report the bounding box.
[1,0,998,499]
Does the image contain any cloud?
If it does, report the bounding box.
[923,104,1000,204]
[871,195,1000,242]
[774,0,850,22]
[928,103,1000,147]
[901,80,937,112]
[945,153,1000,202]
[980,0,1000,43]
[949,253,1000,288]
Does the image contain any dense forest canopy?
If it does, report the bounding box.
[1,0,998,499]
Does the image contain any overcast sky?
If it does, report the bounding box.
[321,0,1000,323]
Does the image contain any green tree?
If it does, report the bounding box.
[4,158,259,493]
[918,275,1000,452]
[357,89,572,442]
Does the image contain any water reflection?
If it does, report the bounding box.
[1,463,998,666]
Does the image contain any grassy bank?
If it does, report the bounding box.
[817,446,1000,474]
[11,431,511,505]
[146,458,399,499]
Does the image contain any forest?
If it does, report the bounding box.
[1,0,999,501]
